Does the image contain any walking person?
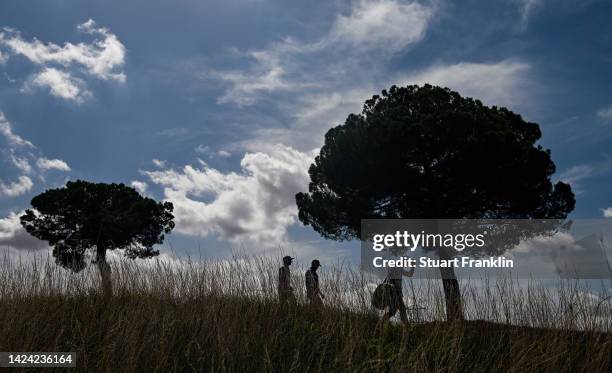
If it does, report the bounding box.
[305,259,324,306]
[278,255,295,303]
[382,264,414,325]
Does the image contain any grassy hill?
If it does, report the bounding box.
[1,292,611,372]
[1,255,611,372]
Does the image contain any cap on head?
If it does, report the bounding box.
[283,256,294,265]
[311,259,321,268]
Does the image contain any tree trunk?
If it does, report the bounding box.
[96,247,112,298]
[438,247,464,321]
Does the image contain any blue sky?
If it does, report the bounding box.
[1,0,612,263]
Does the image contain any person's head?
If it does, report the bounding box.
[311,259,321,270]
[282,256,294,266]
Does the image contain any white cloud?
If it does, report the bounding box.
[597,105,612,121]
[0,211,47,250]
[0,112,34,147]
[10,153,32,173]
[195,145,209,154]
[28,67,90,102]
[510,229,612,279]
[517,0,543,28]
[210,2,535,154]
[193,146,232,158]
[559,164,593,186]
[216,50,294,106]
[36,157,71,172]
[213,0,436,107]
[152,159,167,168]
[145,144,313,246]
[557,156,612,195]
[240,60,532,152]
[0,112,72,196]
[74,19,127,81]
[400,60,531,108]
[0,19,126,101]
[558,164,593,194]
[130,180,148,195]
[240,87,372,151]
[1,19,126,81]
[603,208,612,218]
[0,175,33,197]
[327,0,433,51]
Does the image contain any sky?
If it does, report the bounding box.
[1,0,612,265]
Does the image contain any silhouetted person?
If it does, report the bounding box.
[278,256,295,303]
[382,264,414,325]
[305,259,324,306]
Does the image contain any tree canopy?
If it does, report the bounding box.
[296,84,575,241]
[296,84,576,320]
[20,180,175,272]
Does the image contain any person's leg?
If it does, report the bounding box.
[280,291,295,305]
[391,281,409,325]
[279,291,288,303]
[398,300,409,325]
[388,283,408,325]
[383,296,398,323]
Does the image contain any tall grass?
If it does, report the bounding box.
[1,250,611,372]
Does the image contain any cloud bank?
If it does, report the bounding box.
[209,1,532,153]
[0,111,70,198]
[215,0,435,107]
[145,145,314,247]
[0,19,126,102]
[0,211,47,250]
